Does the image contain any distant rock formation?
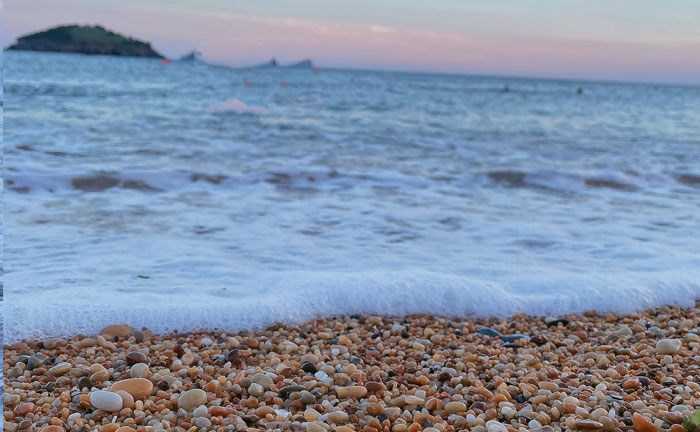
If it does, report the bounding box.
[7,25,164,58]
[253,57,314,69]
[179,50,203,62]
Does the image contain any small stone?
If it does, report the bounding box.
[477,327,501,337]
[301,361,317,373]
[242,414,260,425]
[78,376,92,389]
[90,391,123,411]
[575,419,604,429]
[656,339,681,354]
[545,317,569,327]
[195,417,211,429]
[99,324,133,339]
[305,421,325,432]
[328,410,349,424]
[486,421,508,432]
[178,389,207,411]
[622,377,640,390]
[14,402,34,415]
[4,394,21,406]
[499,334,529,343]
[125,351,148,365]
[116,390,134,409]
[336,385,368,398]
[49,362,71,376]
[405,395,425,405]
[301,392,316,405]
[29,353,49,366]
[129,363,149,378]
[110,378,154,399]
[132,329,145,343]
[253,373,273,389]
[248,382,264,397]
[666,412,685,424]
[615,325,633,336]
[280,385,305,396]
[445,401,467,414]
[365,381,385,392]
[367,403,384,415]
[632,413,658,432]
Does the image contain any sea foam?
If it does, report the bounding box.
[5,270,700,342]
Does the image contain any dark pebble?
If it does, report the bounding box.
[78,376,91,389]
[133,330,145,343]
[499,334,529,343]
[301,361,317,373]
[280,385,305,396]
[438,371,452,381]
[476,327,501,337]
[515,394,525,403]
[377,414,388,423]
[504,343,519,349]
[545,317,569,327]
[226,349,242,366]
[242,415,259,425]
[174,345,185,357]
[126,351,148,365]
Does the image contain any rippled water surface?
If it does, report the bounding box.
[4,51,700,341]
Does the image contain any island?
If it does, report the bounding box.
[7,25,164,58]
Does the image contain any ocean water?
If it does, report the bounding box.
[4,51,700,342]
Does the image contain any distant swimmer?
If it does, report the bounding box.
[577,87,583,94]
[503,85,510,92]
[245,81,252,88]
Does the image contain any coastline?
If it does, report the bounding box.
[4,304,700,432]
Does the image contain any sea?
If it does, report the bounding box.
[4,50,700,342]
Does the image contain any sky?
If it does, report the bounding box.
[4,0,700,84]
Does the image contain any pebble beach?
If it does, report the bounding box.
[4,303,700,432]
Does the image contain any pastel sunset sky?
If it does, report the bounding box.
[4,0,700,84]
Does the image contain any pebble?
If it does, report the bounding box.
[248,382,264,397]
[656,338,681,354]
[477,327,501,337]
[99,324,133,339]
[178,389,207,411]
[253,372,274,389]
[632,413,659,432]
[336,385,367,398]
[499,333,529,343]
[49,362,71,376]
[125,351,148,365]
[575,419,604,429]
[445,401,467,414]
[129,362,149,378]
[110,378,154,399]
[89,391,123,411]
[545,317,569,326]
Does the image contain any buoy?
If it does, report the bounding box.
[312,68,319,74]
[245,82,252,88]
[161,59,169,65]
[281,82,288,87]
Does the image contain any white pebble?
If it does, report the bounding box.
[90,391,123,411]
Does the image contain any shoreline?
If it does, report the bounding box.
[4,304,700,432]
